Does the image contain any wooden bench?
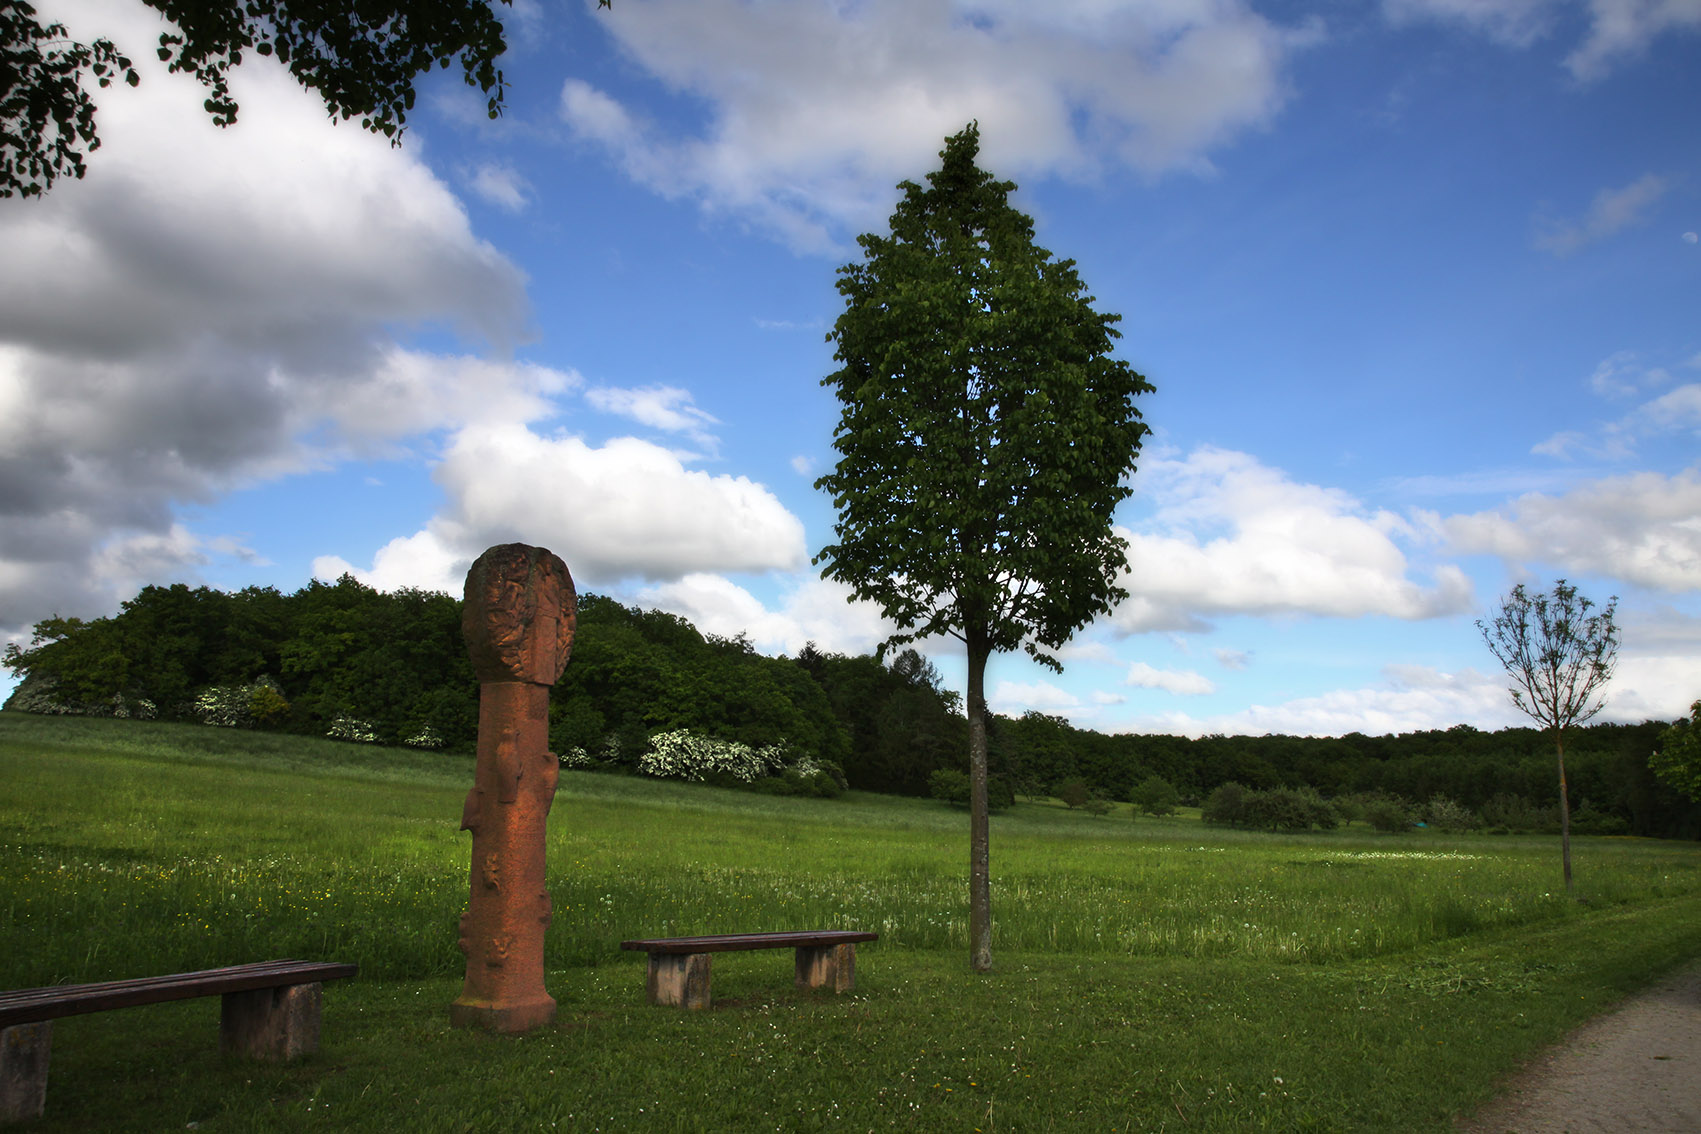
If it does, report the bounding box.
[620,931,877,1009]
[0,959,358,1124]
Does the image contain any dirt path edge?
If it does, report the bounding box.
[1455,961,1701,1134]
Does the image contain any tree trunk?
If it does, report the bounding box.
[966,631,992,972]
[1556,728,1573,891]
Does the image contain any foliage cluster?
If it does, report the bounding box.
[5,577,1698,835]
[2,0,524,197]
[1203,783,1339,831]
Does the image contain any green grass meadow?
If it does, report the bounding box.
[5,714,1701,1131]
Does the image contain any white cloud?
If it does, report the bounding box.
[313,529,469,597]
[322,425,809,591]
[1126,661,1216,696]
[1215,648,1252,670]
[991,679,1082,716]
[1585,350,1672,399]
[636,572,896,657]
[1565,0,1701,80]
[567,0,1318,249]
[1535,174,1669,255]
[1442,468,1701,591]
[1110,447,1474,633]
[585,385,721,453]
[1533,350,1701,459]
[1119,664,1512,737]
[1384,0,1701,79]
[1685,232,1699,244]
[470,162,533,211]
[0,0,536,639]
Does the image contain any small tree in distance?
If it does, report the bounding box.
[815,124,1154,972]
[1477,579,1619,891]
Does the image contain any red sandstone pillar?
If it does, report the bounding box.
[451,543,576,1033]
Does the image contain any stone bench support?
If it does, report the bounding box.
[0,960,355,1125]
[621,931,877,1010]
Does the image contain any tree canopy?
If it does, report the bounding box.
[814,123,1154,969]
[1650,699,1701,802]
[1,0,610,198]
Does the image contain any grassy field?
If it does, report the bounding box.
[4,713,1701,1131]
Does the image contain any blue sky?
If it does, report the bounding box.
[3,0,1698,736]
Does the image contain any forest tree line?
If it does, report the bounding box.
[5,576,1698,837]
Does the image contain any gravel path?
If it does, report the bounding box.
[1456,963,1701,1134]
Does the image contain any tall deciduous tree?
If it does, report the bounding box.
[1,0,612,198]
[814,124,1153,971]
[1477,579,1619,891]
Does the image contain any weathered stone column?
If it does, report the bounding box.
[451,543,576,1033]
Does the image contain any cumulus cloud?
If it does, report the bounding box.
[1125,661,1216,696]
[1110,447,1474,633]
[566,0,1317,249]
[636,572,897,657]
[585,385,721,454]
[323,425,809,593]
[0,0,537,639]
[990,679,1082,716]
[1384,0,1701,79]
[1535,174,1669,256]
[1441,468,1701,591]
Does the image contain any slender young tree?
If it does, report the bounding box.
[814,124,1153,971]
[1477,579,1619,891]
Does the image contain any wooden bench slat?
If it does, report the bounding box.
[619,930,877,955]
[0,961,358,1027]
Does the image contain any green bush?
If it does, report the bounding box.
[1365,796,1413,833]
[1571,802,1630,836]
[1480,793,1557,833]
[1202,782,1248,825]
[930,768,970,806]
[1238,786,1339,832]
[1054,777,1091,810]
[1129,774,1180,816]
[1426,794,1478,832]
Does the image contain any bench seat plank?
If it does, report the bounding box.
[0,961,358,1028]
[619,931,876,955]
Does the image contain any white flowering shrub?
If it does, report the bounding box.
[108,694,157,720]
[192,677,287,729]
[5,675,79,715]
[327,714,378,743]
[559,746,598,769]
[195,684,255,728]
[402,724,444,749]
[638,729,788,783]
